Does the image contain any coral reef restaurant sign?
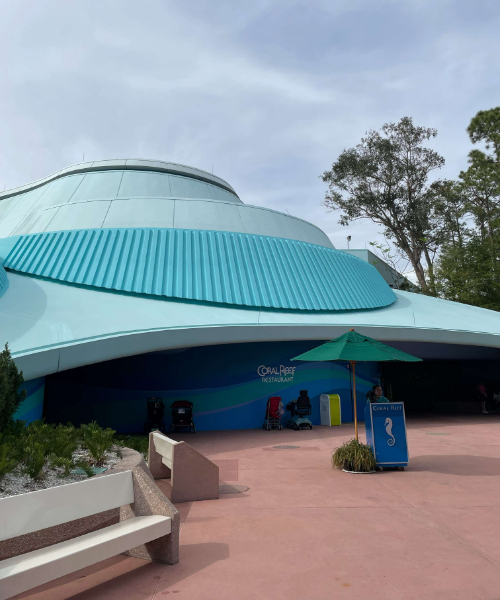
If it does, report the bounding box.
[258,365,296,383]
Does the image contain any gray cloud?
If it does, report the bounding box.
[0,0,499,252]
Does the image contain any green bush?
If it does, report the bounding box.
[332,439,376,473]
[1,418,122,482]
[74,460,96,478]
[51,423,79,459]
[80,422,115,466]
[25,421,58,457]
[23,440,46,480]
[0,343,26,430]
[0,420,26,461]
[0,443,19,480]
[114,435,149,459]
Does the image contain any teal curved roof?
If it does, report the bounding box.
[4,228,396,312]
[0,265,7,299]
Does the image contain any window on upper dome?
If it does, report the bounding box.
[117,171,171,198]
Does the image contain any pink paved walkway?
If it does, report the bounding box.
[17,415,500,600]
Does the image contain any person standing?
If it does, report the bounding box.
[478,381,489,414]
[366,385,390,403]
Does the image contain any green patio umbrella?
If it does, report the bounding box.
[291,329,422,440]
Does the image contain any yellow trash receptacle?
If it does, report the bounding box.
[319,394,341,426]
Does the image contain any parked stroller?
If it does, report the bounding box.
[169,400,196,433]
[263,396,283,431]
[144,397,166,434]
[286,390,313,430]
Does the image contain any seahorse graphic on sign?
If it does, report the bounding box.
[385,417,396,446]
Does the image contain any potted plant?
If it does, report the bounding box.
[332,438,376,473]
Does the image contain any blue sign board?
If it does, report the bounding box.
[365,402,409,467]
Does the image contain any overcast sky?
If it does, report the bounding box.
[1,0,499,251]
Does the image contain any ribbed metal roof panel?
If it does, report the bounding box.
[4,228,396,311]
[0,265,8,298]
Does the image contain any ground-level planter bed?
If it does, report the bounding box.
[0,447,121,498]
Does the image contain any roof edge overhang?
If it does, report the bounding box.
[12,322,500,381]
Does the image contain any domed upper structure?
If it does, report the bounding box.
[0,158,332,247]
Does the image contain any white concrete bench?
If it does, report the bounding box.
[149,432,219,503]
[0,471,172,600]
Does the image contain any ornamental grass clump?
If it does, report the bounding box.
[332,438,376,473]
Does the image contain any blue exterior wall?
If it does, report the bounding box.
[14,376,45,423]
[44,341,379,433]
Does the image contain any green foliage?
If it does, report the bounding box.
[0,343,27,431]
[47,452,94,478]
[0,420,26,461]
[435,235,500,311]
[332,439,376,473]
[25,421,57,457]
[80,421,116,466]
[47,453,73,477]
[432,107,500,312]
[0,443,19,480]
[74,460,96,478]
[322,116,445,294]
[114,434,149,459]
[467,106,500,157]
[0,419,123,483]
[51,423,80,459]
[23,440,46,480]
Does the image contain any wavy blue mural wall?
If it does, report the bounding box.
[14,376,45,423]
[45,341,379,433]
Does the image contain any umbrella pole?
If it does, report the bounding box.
[351,361,358,441]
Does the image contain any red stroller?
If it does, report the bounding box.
[263,396,283,431]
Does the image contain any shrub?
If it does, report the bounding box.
[0,443,19,480]
[114,435,149,459]
[80,422,115,466]
[25,420,56,457]
[0,343,26,430]
[51,423,79,459]
[0,420,26,461]
[74,460,95,478]
[332,438,376,473]
[23,440,46,480]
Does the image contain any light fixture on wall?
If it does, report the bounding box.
[347,235,351,249]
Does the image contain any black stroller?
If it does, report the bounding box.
[169,400,196,433]
[144,397,166,433]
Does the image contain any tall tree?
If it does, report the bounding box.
[435,107,500,311]
[435,234,500,311]
[429,179,467,248]
[0,343,26,430]
[467,107,500,159]
[322,117,445,294]
[461,107,500,239]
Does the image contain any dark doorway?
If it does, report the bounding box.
[380,360,500,414]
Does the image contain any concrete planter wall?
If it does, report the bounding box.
[0,447,180,564]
